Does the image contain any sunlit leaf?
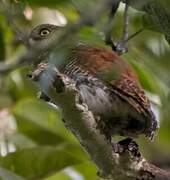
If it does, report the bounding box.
[72,162,97,180]
[0,145,86,179]
[46,162,97,180]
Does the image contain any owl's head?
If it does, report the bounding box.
[28,24,62,49]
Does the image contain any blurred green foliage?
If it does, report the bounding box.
[0,0,170,179]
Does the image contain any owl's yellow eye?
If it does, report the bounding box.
[40,29,50,36]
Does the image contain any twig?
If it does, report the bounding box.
[105,1,130,55]
[105,0,120,52]
[121,0,129,43]
[126,28,144,42]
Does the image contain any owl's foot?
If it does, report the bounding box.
[112,138,140,158]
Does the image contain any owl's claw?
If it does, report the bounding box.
[105,39,128,55]
[114,42,128,55]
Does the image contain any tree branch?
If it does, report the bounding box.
[28,62,170,180]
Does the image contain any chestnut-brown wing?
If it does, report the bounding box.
[110,74,152,117]
[68,45,157,139]
[70,45,151,116]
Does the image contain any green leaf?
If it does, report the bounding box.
[8,133,37,150]
[13,98,77,145]
[72,163,97,180]
[0,145,85,179]
[7,68,37,100]
[46,162,97,180]
[142,14,163,33]
[131,61,159,93]
[77,27,104,46]
[124,52,162,94]
[0,167,25,180]
[46,172,72,180]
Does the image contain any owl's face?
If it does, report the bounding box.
[28,24,62,49]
